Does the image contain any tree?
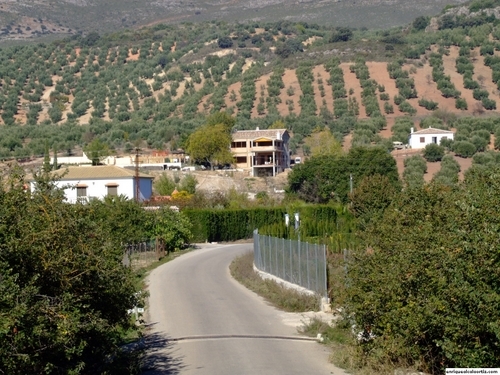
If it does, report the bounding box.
[304,127,343,158]
[413,15,430,31]
[83,138,110,165]
[187,124,233,170]
[423,143,445,162]
[205,111,236,132]
[43,141,51,173]
[217,36,233,49]
[146,207,192,251]
[287,146,400,204]
[345,166,500,371]
[154,174,176,196]
[53,145,58,170]
[349,174,400,229]
[0,167,139,374]
[329,27,353,42]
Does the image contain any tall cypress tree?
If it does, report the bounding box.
[53,145,58,171]
[43,141,51,173]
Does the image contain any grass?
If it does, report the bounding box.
[229,251,319,312]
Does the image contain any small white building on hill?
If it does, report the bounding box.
[409,127,454,149]
[30,165,154,203]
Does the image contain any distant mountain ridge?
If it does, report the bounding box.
[0,0,467,42]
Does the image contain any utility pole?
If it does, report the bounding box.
[135,147,140,203]
[349,174,353,195]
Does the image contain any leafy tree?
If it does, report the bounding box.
[304,127,342,157]
[329,27,353,42]
[146,207,192,251]
[423,143,445,162]
[350,174,400,229]
[217,36,233,49]
[83,138,110,165]
[287,146,400,203]
[345,166,500,371]
[413,16,430,31]
[179,174,198,194]
[43,141,51,173]
[206,111,236,131]
[0,167,138,374]
[453,140,477,158]
[187,123,233,170]
[154,174,177,196]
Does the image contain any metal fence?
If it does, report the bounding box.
[253,230,327,299]
[123,239,165,270]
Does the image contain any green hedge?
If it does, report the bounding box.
[184,205,352,245]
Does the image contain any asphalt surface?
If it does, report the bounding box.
[143,243,347,375]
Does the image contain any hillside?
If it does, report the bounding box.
[3,1,500,183]
[0,0,466,41]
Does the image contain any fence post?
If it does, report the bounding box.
[306,241,310,290]
[298,237,302,287]
[315,244,319,295]
[282,237,285,280]
[323,244,328,299]
[275,236,279,278]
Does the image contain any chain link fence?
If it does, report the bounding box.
[123,239,165,270]
[253,230,327,299]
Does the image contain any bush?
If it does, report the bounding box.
[482,98,497,110]
[217,36,233,48]
[453,140,477,157]
[346,167,500,371]
[423,143,445,162]
[455,97,468,110]
[418,98,438,111]
[0,170,140,374]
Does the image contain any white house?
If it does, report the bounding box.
[409,127,455,149]
[31,165,154,203]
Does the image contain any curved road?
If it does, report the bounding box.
[143,243,347,375]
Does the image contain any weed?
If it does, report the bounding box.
[229,251,319,312]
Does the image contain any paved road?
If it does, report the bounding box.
[143,243,347,375]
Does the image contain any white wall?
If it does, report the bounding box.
[409,133,454,149]
[32,177,153,203]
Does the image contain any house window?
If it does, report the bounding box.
[231,141,246,148]
[77,186,87,197]
[236,156,247,164]
[107,185,118,196]
[420,137,425,143]
[432,136,437,144]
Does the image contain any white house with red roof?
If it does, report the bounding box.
[409,127,455,149]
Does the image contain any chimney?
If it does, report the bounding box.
[256,126,259,131]
[410,127,414,133]
[276,131,281,140]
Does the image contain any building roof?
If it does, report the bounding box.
[232,128,288,141]
[411,127,454,135]
[52,165,154,180]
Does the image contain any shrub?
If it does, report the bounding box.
[379,93,390,101]
[455,97,468,110]
[482,98,497,110]
[346,167,500,371]
[418,98,438,111]
[423,143,445,162]
[453,140,477,157]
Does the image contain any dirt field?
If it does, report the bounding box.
[341,63,367,118]
[278,69,302,116]
[16,43,500,181]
